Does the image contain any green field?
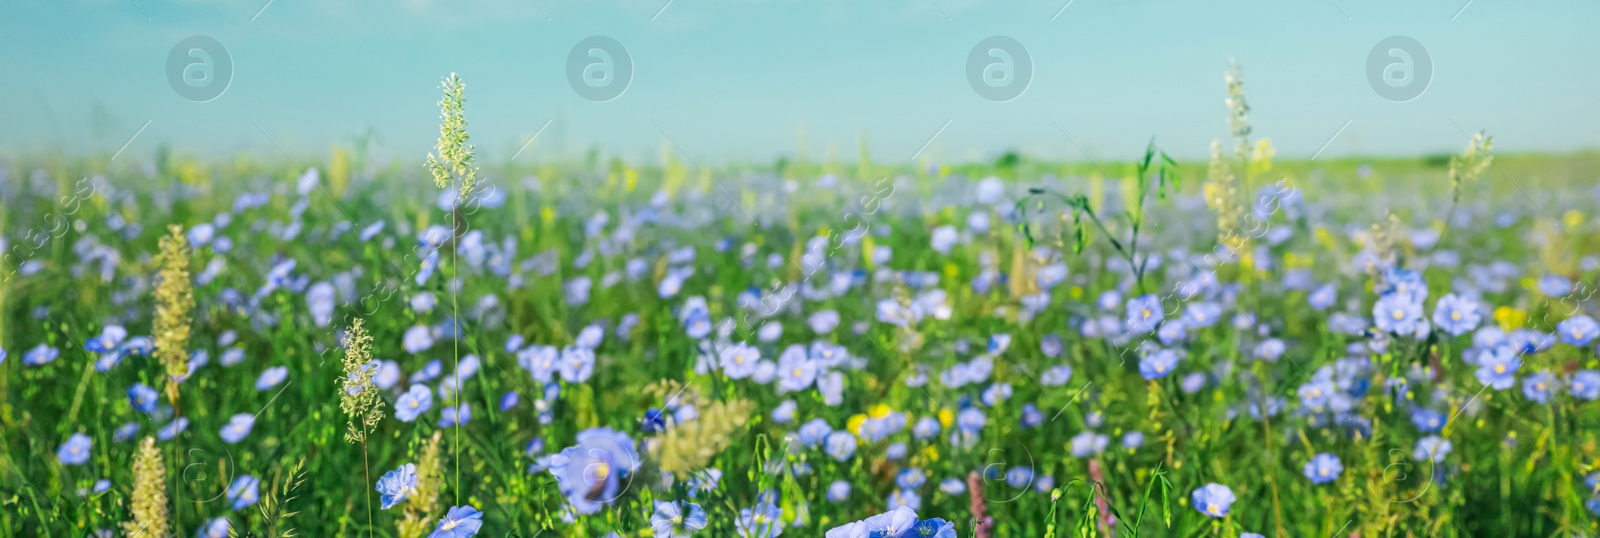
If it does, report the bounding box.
[5,76,1600,538]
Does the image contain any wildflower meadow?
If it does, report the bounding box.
[6,22,1600,538]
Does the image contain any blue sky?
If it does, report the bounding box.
[2,0,1597,165]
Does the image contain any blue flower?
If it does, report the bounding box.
[680,310,713,339]
[776,351,817,393]
[798,419,833,447]
[1303,453,1343,484]
[220,414,255,444]
[376,463,418,509]
[888,488,921,510]
[661,271,689,299]
[896,468,926,489]
[1040,365,1072,386]
[428,505,483,538]
[981,382,1012,406]
[1181,372,1207,393]
[827,480,851,502]
[720,343,762,379]
[549,428,639,514]
[808,310,841,334]
[439,403,471,427]
[826,506,921,538]
[1297,379,1332,410]
[128,383,160,413]
[689,469,722,499]
[415,250,440,286]
[307,282,336,327]
[930,225,958,254]
[1019,403,1043,428]
[1120,432,1145,451]
[1181,303,1222,330]
[956,408,986,434]
[913,417,941,440]
[732,502,782,538]
[1508,329,1554,355]
[650,501,708,537]
[1431,293,1481,336]
[758,322,783,343]
[158,418,189,441]
[199,517,230,538]
[403,325,435,354]
[771,400,797,424]
[1125,295,1163,335]
[1308,284,1337,310]
[499,391,519,411]
[575,324,605,349]
[255,366,288,391]
[411,292,437,313]
[1558,315,1600,347]
[987,333,1012,354]
[1571,370,1600,401]
[1252,338,1285,362]
[85,325,128,353]
[1070,431,1108,457]
[1157,320,1188,345]
[1380,268,1428,301]
[1474,346,1522,390]
[113,422,140,442]
[57,433,91,465]
[1373,293,1426,336]
[1410,408,1445,433]
[1191,483,1235,518]
[1522,370,1557,404]
[1139,349,1180,380]
[522,346,559,383]
[396,384,434,422]
[824,431,858,462]
[360,220,386,242]
[641,408,667,433]
[226,475,260,510]
[1539,273,1573,297]
[1005,466,1033,489]
[220,347,246,367]
[1413,435,1452,462]
[24,343,59,366]
[1040,334,1063,357]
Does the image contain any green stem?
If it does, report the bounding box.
[363,437,373,537]
[451,200,462,507]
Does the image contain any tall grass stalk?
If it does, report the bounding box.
[427,72,478,506]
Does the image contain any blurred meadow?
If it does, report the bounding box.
[6,72,1600,536]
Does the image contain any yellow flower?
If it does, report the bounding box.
[1248,138,1275,175]
[1494,306,1526,331]
[847,414,867,436]
[937,409,954,428]
[867,404,892,419]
